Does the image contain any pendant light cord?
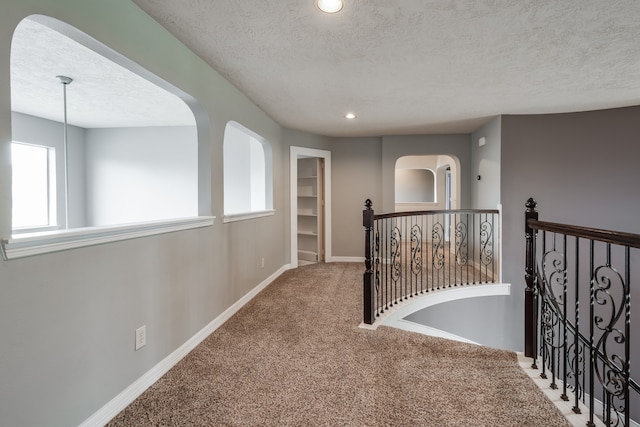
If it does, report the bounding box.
[57,76,73,229]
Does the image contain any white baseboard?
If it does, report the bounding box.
[327,256,364,263]
[79,263,293,427]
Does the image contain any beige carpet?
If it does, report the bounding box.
[108,262,570,426]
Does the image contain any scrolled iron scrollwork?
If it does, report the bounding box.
[593,265,628,396]
[566,341,585,398]
[454,220,468,266]
[410,224,422,275]
[540,298,562,350]
[541,249,566,308]
[592,263,628,424]
[431,221,444,271]
[390,226,402,284]
[479,219,493,267]
[374,229,380,293]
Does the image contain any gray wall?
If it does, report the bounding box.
[330,137,382,258]
[0,2,287,426]
[500,106,640,352]
[404,295,512,349]
[471,116,501,209]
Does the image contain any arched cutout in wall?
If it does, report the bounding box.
[2,15,213,259]
[9,15,208,232]
[395,155,459,212]
[223,121,274,222]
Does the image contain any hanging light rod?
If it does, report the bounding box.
[57,75,73,85]
[57,75,73,229]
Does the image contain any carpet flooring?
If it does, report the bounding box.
[107,262,570,426]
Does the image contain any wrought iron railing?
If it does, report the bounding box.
[524,198,639,426]
[363,199,500,325]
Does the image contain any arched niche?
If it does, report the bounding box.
[394,155,459,212]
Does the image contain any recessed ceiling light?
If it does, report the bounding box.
[316,0,344,14]
[345,113,356,119]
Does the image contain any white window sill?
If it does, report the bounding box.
[1,216,215,260]
[223,209,275,223]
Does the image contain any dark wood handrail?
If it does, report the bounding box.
[375,208,499,220]
[527,218,640,249]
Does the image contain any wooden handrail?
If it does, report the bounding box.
[375,208,499,220]
[527,218,640,249]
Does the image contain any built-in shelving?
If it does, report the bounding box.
[297,158,322,265]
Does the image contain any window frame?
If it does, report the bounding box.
[10,141,58,233]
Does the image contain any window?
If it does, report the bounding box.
[11,142,56,231]
[223,121,274,222]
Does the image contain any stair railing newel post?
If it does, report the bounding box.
[363,199,375,325]
[524,198,539,360]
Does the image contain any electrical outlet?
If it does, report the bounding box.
[261,257,265,268]
[135,325,146,351]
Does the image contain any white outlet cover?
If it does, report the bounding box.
[135,325,146,351]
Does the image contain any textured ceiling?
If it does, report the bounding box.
[11,18,195,128]
[11,1,640,135]
[129,0,640,136]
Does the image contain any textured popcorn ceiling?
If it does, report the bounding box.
[129,0,640,136]
[11,18,195,128]
[12,1,640,135]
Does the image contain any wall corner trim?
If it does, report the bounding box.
[79,263,293,427]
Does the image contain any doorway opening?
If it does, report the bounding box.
[290,147,331,267]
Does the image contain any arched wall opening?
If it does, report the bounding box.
[394,155,459,212]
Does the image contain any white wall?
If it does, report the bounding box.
[85,126,197,225]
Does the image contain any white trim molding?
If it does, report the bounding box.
[79,263,293,427]
[223,209,275,223]
[359,283,511,343]
[328,256,365,263]
[290,146,332,268]
[1,216,215,260]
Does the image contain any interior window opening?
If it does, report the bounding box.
[9,15,202,234]
[223,121,274,221]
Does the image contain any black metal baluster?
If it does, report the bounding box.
[588,239,595,427]
[550,232,558,391]
[572,236,581,414]
[623,246,630,427]
[472,212,476,284]
[541,230,548,380]
[492,213,496,283]
[561,234,569,401]
[447,212,451,288]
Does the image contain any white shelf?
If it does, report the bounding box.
[297,157,321,265]
[298,249,318,256]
